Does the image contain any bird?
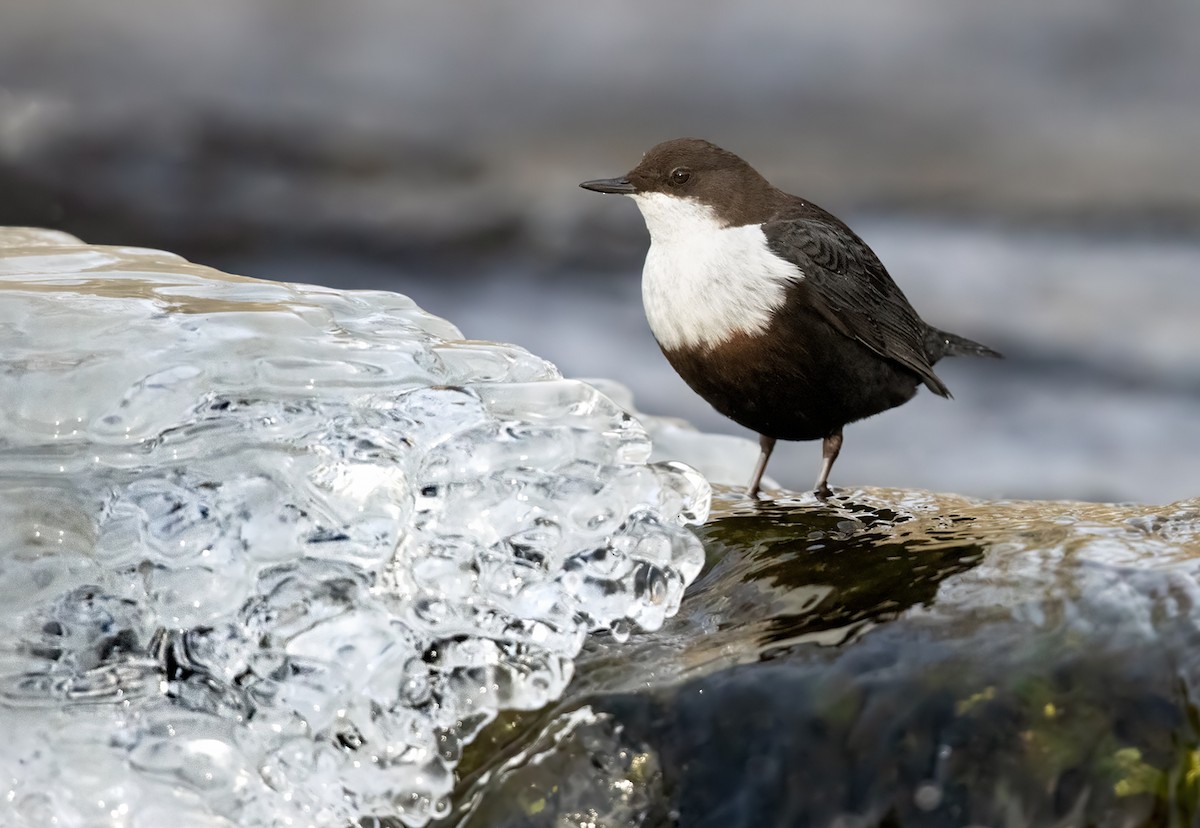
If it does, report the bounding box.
[579,137,1000,499]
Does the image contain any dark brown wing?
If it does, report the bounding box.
[762,207,950,397]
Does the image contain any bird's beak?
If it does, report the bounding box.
[579,177,636,195]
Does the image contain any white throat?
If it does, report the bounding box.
[629,192,803,351]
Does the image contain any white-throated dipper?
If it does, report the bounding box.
[580,137,1001,499]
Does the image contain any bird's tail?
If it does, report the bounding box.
[926,328,1003,361]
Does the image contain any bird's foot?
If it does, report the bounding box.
[814,483,833,501]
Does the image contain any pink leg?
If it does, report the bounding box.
[746,434,776,498]
[814,428,843,499]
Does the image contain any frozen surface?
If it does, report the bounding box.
[0,227,708,827]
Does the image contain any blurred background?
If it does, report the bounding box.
[2,0,1197,503]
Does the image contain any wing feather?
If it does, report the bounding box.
[762,210,950,397]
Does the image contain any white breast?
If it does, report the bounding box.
[630,192,804,352]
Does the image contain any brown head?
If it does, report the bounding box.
[580,138,783,228]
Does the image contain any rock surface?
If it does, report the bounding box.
[447,488,1200,827]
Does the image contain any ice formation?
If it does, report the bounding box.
[0,228,709,827]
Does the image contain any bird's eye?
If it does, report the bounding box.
[669,168,691,185]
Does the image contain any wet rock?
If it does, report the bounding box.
[448,489,1200,827]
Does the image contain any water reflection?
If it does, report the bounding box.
[695,494,985,656]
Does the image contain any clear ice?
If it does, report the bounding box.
[0,228,709,827]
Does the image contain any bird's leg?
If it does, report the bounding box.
[814,428,843,499]
[746,434,776,498]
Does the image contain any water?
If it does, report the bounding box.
[0,228,707,827]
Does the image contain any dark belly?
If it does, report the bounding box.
[661,310,922,441]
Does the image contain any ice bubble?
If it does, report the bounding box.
[0,229,708,827]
